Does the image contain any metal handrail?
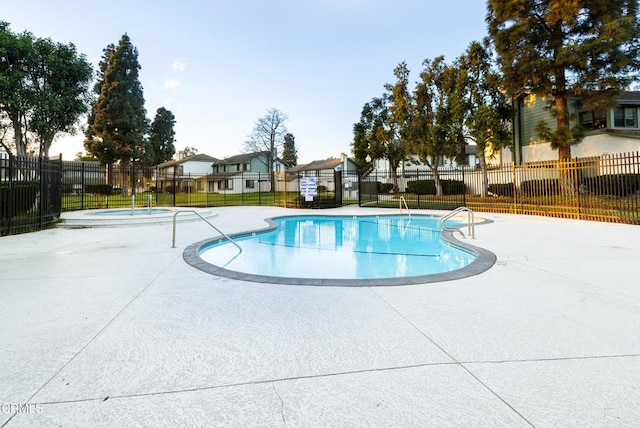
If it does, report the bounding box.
[399,196,412,219]
[171,211,243,257]
[439,207,475,239]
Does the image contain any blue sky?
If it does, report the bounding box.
[5,1,489,162]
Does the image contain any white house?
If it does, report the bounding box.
[155,153,218,192]
[207,152,286,194]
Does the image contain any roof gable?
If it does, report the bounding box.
[157,153,218,168]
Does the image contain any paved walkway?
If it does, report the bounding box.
[1,206,639,427]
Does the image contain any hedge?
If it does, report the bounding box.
[581,174,640,196]
[85,184,114,195]
[406,179,465,195]
[488,183,514,197]
[520,179,559,196]
[0,182,38,217]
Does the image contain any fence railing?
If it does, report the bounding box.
[2,152,639,235]
[1,155,62,236]
[361,152,640,224]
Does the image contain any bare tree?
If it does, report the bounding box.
[244,108,288,173]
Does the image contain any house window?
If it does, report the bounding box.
[579,110,607,130]
[244,163,251,171]
[224,179,233,190]
[246,179,255,189]
[614,106,638,128]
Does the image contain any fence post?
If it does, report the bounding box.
[7,154,14,233]
[81,161,85,210]
[38,156,44,230]
[512,162,517,214]
[462,165,466,207]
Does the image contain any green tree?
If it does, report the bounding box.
[353,62,412,192]
[406,56,464,196]
[458,40,512,196]
[85,34,148,165]
[487,0,640,161]
[147,107,176,165]
[0,22,91,158]
[29,38,93,158]
[0,22,32,157]
[352,95,406,192]
[282,132,297,167]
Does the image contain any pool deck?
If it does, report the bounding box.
[1,206,639,427]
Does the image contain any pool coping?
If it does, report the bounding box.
[183,214,497,286]
[58,207,217,228]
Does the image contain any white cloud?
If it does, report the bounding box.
[164,78,180,90]
[172,60,187,72]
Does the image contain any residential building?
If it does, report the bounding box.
[288,153,360,199]
[208,152,285,193]
[509,91,640,163]
[155,153,218,192]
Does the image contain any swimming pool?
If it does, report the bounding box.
[184,214,496,286]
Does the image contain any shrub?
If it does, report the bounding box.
[317,185,328,193]
[0,182,38,217]
[406,179,464,195]
[581,174,640,196]
[488,183,514,197]
[165,185,177,194]
[407,180,436,195]
[520,179,559,196]
[85,184,114,195]
[359,181,379,196]
[379,182,394,194]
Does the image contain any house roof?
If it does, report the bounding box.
[619,91,640,102]
[214,152,267,165]
[157,153,218,168]
[288,157,355,172]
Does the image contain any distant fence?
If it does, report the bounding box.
[58,164,358,211]
[2,152,639,236]
[362,152,640,224]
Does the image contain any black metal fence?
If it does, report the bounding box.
[1,155,62,236]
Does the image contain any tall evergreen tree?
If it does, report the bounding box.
[147,107,176,165]
[84,34,148,165]
[282,132,297,167]
[487,0,640,161]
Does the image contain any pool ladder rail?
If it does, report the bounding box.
[439,207,475,239]
[171,210,242,258]
[399,196,412,219]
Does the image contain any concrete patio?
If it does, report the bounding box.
[1,206,639,427]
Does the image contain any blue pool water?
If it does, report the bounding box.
[90,208,172,216]
[198,215,475,280]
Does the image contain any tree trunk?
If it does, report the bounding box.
[10,110,26,157]
[433,165,443,197]
[479,151,489,198]
[555,95,576,196]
